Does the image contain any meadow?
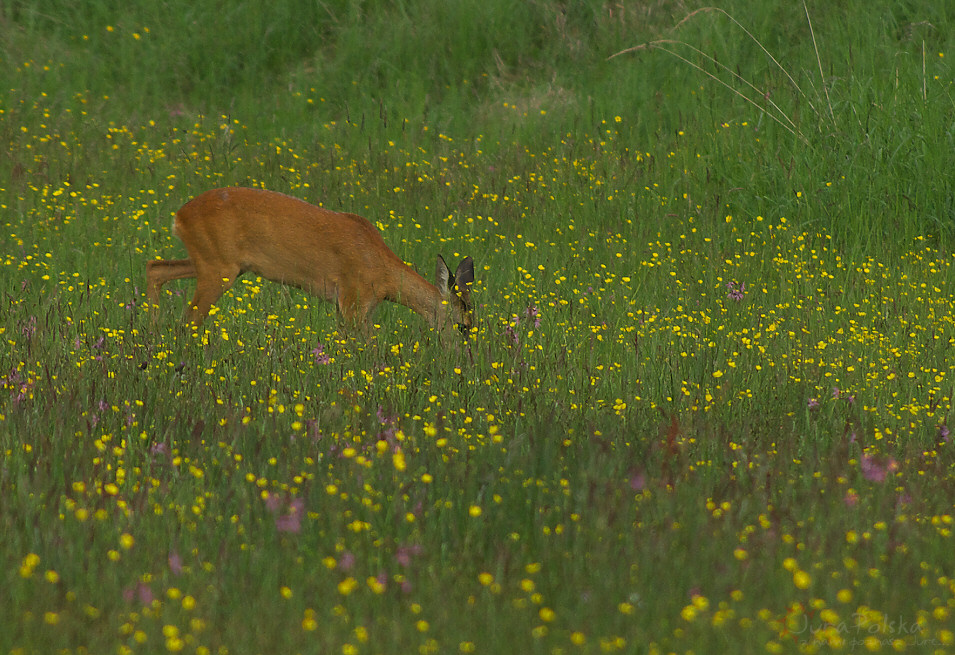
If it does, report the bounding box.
[2,0,955,653]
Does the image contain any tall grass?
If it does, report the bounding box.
[3,1,955,653]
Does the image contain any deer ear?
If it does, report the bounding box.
[454,257,474,305]
[455,257,474,289]
[435,255,453,296]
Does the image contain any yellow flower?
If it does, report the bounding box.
[337,577,357,596]
[392,450,406,472]
[793,570,811,589]
[19,553,40,578]
[367,576,386,594]
[302,609,317,631]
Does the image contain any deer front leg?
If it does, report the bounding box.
[185,264,240,326]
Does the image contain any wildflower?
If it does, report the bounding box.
[367,575,387,594]
[123,582,154,605]
[392,449,406,471]
[19,553,40,578]
[376,406,398,443]
[505,323,519,346]
[302,609,318,631]
[311,343,331,365]
[274,498,304,533]
[726,281,745,301]
[168,551,183,575]
[338,552,356,571]
[21,316,37,338]
[628,469,646,491]
[395,544,422,567]
[265,494,304,533]
[337,577,358,596]
[832,387,855,404]
[807,398,820,410]
[860,454,898,483]
[792,570,811,589]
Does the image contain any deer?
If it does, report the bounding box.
[146,187,475,338]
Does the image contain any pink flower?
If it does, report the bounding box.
[726,281,745,301]
[311,343,331,365]
[123,582,154,605]
[629,469,647,491]
[338,552,356,571]
[264,493,283,513]
[395,544,422,567]
[168,551,183,575]
[860,454,898,483]
[265,495,305,534]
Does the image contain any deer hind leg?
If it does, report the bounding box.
[146,259,198,324]
[185,263,241,326]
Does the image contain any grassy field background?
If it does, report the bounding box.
[3,1,955,653]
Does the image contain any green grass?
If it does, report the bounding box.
[3,1,955,653]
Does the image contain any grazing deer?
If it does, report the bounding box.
[146,187,474,337]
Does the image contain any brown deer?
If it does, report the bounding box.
[146,187,474,336]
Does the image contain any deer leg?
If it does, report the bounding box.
[146,259,197,324]
[336,286,377,336]
[185,264,240,326]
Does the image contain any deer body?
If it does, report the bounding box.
[146,187,474,333]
